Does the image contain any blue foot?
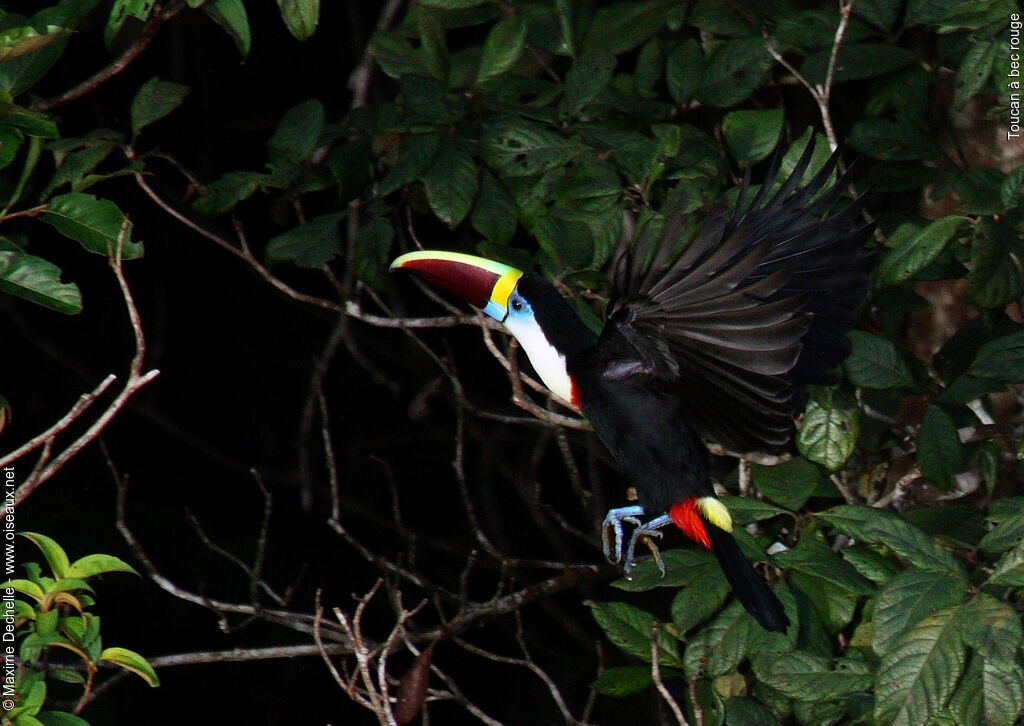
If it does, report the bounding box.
[601,505,644,564]
[601,507,674,577]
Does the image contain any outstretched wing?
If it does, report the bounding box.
[604,141,874,453]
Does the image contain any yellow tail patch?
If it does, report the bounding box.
[697,497,733,532]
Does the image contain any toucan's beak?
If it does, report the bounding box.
[391,251,523,322]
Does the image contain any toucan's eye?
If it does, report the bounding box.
[511,298,523,312]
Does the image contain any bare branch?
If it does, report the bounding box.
[651,624,689,726]
[8,220,160,504]
[33,1,187,113]
[761,0,856,151]
[0,375,116,469]
[347,0,407,110]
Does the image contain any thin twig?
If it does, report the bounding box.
[10,219,160,503]
[33,1,187,113]
[651,624,689,726]
[0,375,116,469]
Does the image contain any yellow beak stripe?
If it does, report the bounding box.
[490,269,522,309]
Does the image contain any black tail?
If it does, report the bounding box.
[706,523,789,633]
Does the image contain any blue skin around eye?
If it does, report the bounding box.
[486,291,532,323]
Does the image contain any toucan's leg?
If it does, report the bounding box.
[601,505,645,564]
[623,515,673,576]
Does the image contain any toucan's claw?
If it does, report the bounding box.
[623,514,673,577]
[601,505,645,564]
[602,508,674,576]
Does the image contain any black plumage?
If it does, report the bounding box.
[393,140,875,633]
[563,142,874,631]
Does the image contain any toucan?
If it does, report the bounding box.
[390,141,874,632]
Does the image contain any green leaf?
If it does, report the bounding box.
[379,133,441,197]
[470,171,517,245]
[481,119,580,177]
[422,140,478,228]
[904,0,961,26]
[1001,167,1024,209]
[611,548,717,592]
[19,533,71,579]
[980,500,1024,553]
[398,74,454,123]
[943,328,1024,406]
[579,0,676,56]
[192,171,266,216]
[591,665,657,697]
[586,601,682,667]
[844,330,915,389]
[0,249,81,314]
[99,647,160,687]
[683,601,753,678]
[987,541,1024,587]
[774,534,874,596]
[4,578,45,602]
[419,0,487,7]
[916,405,965,489]
[872,569,968,656]
[855,0,902,31]
[665,39,702,105]
[634,37,663,99]
[41,193,143,259]
[37,711,91,726]
[369,31,425,79]
[724,697,781,726]
[970,328,1024,381]
[796,397,859,472]
[955,40,998,110]
[817,506,965,579]
[952,167,1005,216]
[105,0,155,48]
[848,118,943,161]
[722,110,783,164]
[696,37,771,107]
[753,651,873,701]
[266,212,343,268]
[559,48,615,117]
[801,44,915,85]
[0,124,23,171]
[417,9,448,81]
[841,546,901,585]
[66,554,138,579]
[0,24,68,65]
[355,218,394,289]
[276,0,319,41]
[960,593,1022,671]
[875,217,967,287]
[130,77,189,135]
[268,99,324,165]
[475,16,526,85]
[965,219,1024,308]
[874,606,967,726]
[0,22,71,97]
[44,130,124,196]
[789,571,860,634]
[204,0,251,56]
[749,458,823,510]
[717,495,787,526]
[977,658,1024,726]
[0,102,59,139]
[670,564,728,633]
[689,0,755,35]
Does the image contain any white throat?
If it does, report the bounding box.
[503,316,574,403]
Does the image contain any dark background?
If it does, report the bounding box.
[5,4,645,723]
